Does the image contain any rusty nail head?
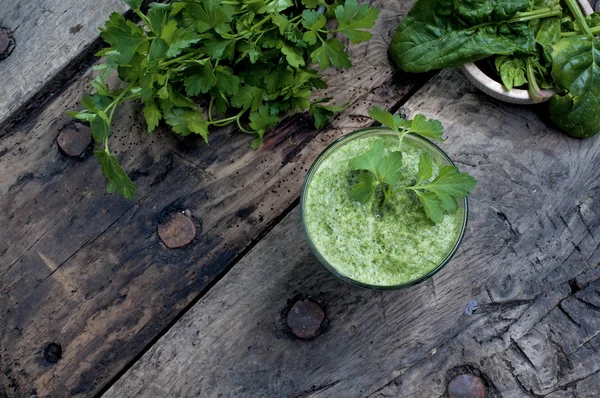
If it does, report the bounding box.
[0,28,14,59]
[57,125,92,157]
[0,29,9,55]
[43,342,62,364]
[158,212,196,249]
[286,299,325,340]
[448,373,486,398]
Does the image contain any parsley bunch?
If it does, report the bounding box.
[349,107,477,223]
[69,0,379,199]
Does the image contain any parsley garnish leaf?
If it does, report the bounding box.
[349,172,378,203]
[348,107,476,222]
[349,139,384,176]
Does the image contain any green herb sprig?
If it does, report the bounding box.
[69,0,379,198]
[349,107,477,223]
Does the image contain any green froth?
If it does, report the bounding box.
[304,133,463,286]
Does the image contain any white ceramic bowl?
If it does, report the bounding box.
[461,0,594,105]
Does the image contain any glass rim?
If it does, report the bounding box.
[300,126,469,291]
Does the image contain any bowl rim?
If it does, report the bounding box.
[300,126,469,290]
[460,62,559,104]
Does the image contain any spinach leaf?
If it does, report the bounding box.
[495,55,527,90]
[389,0,540,73]
[549,35,600,137]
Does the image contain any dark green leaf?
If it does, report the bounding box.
[164,108,209,141]
[123,0,143,10]
[143,101,162,133]
[310,38,351,69]
[349,172,378,203]
[389,0,536,73]
[166,28,201,57]
[185,0,234,34]
[349,139,384,177]
[91,115,110,142]
[215,66,241,95]
[249,104,279,131]
[550,35,600,137]
[100,13,147,65]
[368,106,405,133]
[184,61,216,96]
[281,44,305,68]
[414,191,444,224]
[201,38,236,60]
[231,86,265,111]
[416,151,433,185]
[335,0,379,43]
[410,114,444,141]
[495,55,527,91]
[377,151,403,185]
[95,150,136,199]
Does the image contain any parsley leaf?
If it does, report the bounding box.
[123,0,143,10]
[349,173,378,203]
[410,114,444,141]
[186,0,234,34]
[72,0,380,198]
[95,150,136,199]
[231,86,265,111]
[309,97,350,128]
[143,101,162,133]
[311,38,351,69]
[184,61,216,96]
[335,0,379,43]
[349,139,384,177]
[407,152,477,223]
[377,150,403,185]
[368,106,444,144]
[99,13,147,65]
[368,106,407,133]
[347,108,477,222]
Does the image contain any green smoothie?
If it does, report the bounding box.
[302,130,465,287]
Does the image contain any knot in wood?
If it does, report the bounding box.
[158,212,196,249]
[286,299,325,340]
[43,342,62,364]
[57,125,92,157]
[447,373,486,398]
[0,28,15,60]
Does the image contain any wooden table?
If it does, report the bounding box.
[1,0,600,397]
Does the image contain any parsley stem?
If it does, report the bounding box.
[135,9,154,34]
[397,128,408,150]
[159,53,199,68]
[208,97,215,123]
[236,117,253,134]
[378,184,393,215]
[108,83,134,124]
[253,16,271,31]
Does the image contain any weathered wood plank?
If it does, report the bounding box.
[0,0,425,396]
[0,0,129,130]
[103,68,600,398]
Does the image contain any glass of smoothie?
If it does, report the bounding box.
[301,127,468,290]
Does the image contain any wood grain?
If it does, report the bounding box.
[0,0,128,130]
[0,0,425,396]
[103,68,600,398]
